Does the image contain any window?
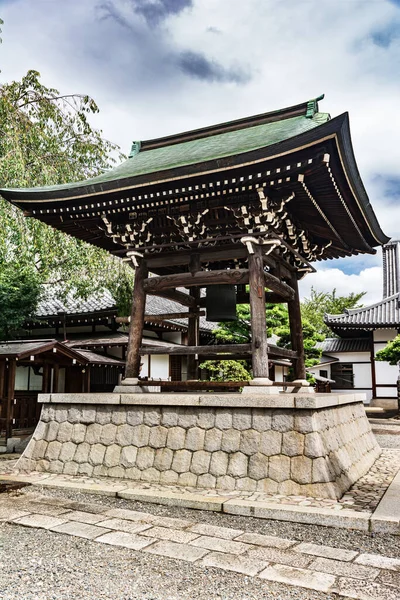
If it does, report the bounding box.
[319,369,328,379]
[15,366,43,391]
[331,363,354,389]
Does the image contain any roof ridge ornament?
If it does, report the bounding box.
[129,141,141,158]
[306,94,325,119]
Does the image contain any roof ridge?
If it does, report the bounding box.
[325,292,400,320]
[138,96,325,152]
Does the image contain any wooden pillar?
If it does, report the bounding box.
[248,245,271,382]
[52,364,60,393]
[5,359,16,440]
[124,260,148,382]
[42,363,51,393]
[287,275,307,381]
[187,254,201,380]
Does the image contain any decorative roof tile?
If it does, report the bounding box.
[325,293,400,329]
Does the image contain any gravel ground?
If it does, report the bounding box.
[375,434,400,449]
[0,522,339,600]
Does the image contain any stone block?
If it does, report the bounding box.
[197,473,216,488]
[100,423,117,446]
[45,440,62,461]
[204,428,222,452]
[33,421,47,441]
[108,466,125,478]
[37,459,50,471]
[252,408,272,432]
[124,466,141,479]
[295,543,358,562]
[227,452,248,477]
[216,475,236,491]
[312,457,334,483]
[239,430,260,455]
[95,406,112,425]
[132,424,150,447]
[167,427,186,450]
[235,477,257,492]
[143,408,162,426]
[111,409,127,426]
[215,409,233,430]
[159,470,179,485]
[104,444,121,468]
[256,479,278,494]
[172,449,192,473]
[46,421,59,442]
[304,432,325,458]
[190,450,211,475]
[54,408,68,423]
[71,423,86,444]
[93,465,109,477]
[116,424,134,446]
[185,427,205,451]
[271,410,294,432]
[136,447,155,470]
[89,444,106,466]
[85,423,102,445]
[258,563,336,593]
[177,408,197,428]
[74,442,90,464]
[294,411,315,434]
[259,430,282,456]
[63,461,79,475]
[161,407,179,427]
[291,456,312,484]
[199,551,267,577]
[141,467,161,483]
[96,530,154,551]
[221,429,241,453]
[81,408,96,424]
[48,460,64,474]
[282,431,304,457]
[59,441,77,463]
[57,421,73,443]
[232,411,252,430]
[77,462,93,476]
[149,426,168,448]
[68,407,82,424]
[41,406,53,422]
[269,455,290,482]
[278,480,302,496]
[209,451,229,477]
[32,439,48,459]
[154,448,174,471]
[191,535,250,555]
[236,532,295,549]
[248,453,268,480]
[126,408,144,426]
[178,472,197,487]
[144,540,209,562]
[196,409,215,429]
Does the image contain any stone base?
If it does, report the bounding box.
[16,393,380,500]
[242,386,279,395]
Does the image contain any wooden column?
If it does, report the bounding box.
[52,364,60,393]
[248,245,270,382]
[5,360,16,440]
[124,260,148,382]
[187,255,201,380]
[287,275,307,381]
[42,363,51,393]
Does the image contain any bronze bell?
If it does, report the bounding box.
[206,285,237,322]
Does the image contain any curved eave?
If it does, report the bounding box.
[0,113,388,250]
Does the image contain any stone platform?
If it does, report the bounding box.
[16,393,381,500]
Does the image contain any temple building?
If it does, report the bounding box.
[309,240,400,407]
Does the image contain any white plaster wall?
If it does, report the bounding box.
[334,388,372,402]
[353,363,372,389]
[327,351,369,363]
[375,386,397,398]
[149,355,169,380]
[374,360,398,385]
[373,328,398,343]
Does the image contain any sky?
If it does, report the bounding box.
[1,0,400,305]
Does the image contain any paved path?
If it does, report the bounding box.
[0,492,399,599]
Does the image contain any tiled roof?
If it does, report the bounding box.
[316,338,371,353]
[72,349,124,366]
[325,293,400,329]
[36,289,116,317]
[3,100,329,195]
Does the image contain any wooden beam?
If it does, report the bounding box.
[125,260,148,380]
[116,311,205,324]
[249,246,270,379]
[143,269,249,293]
[200,291,289,306]
[139,343,252,356]
[146,246,248,269]
[263,272,295,300]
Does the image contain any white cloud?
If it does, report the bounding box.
[299,265,383,305]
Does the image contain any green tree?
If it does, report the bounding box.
[301,288,366,337]
[376,337,400,415]
[0,263,41,339]
[0,69,133,314]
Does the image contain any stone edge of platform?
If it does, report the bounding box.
[2,464,399,535]
[38,392,367,410]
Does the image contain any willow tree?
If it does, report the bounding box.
[0,69,133,335]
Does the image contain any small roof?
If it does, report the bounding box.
[325,294,400,330]
[0,340,87,363]
[73,349,124,366]
[316,337,371,353]
[36,289,116,318]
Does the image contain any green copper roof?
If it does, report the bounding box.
[5,110,330,195]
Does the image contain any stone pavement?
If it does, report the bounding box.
[0,491,399,599]
[1,448,400,533]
